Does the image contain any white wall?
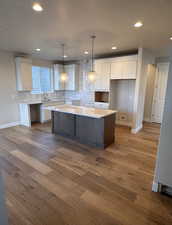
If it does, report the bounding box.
[32,58,53,68]
[0,51,19,127]
[132,48,155,132]
[153,59,172,188]
[0,51,59,128]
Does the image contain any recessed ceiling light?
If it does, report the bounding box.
[112,46,117,50]
[63,55,67,58]
[32,2,43,12]
[84,51,89,54]
[134,21,143,28]
[36,48,41,51]
[170,37,172,40]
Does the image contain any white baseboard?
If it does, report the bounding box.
[41,119,52,124]
[0,121,20,129]
[144,117,152,122]
[152,181,161,192]
[131,124,143,134]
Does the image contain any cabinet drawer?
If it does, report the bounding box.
[94,102,109,109]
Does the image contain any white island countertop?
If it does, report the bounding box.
[45,104,117,118]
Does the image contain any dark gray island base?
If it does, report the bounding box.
[51,111,116,149]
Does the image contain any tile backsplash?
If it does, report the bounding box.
[14,91,65,102]
[13,60,94,106]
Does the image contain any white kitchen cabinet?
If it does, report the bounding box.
[111,61,123,79]
[94,102,109,109]
[19,103,31,127]
[54,64,65,90]
[40,101,65,123]
[65,64,77,90]
[110,55,137,80]
[95,60,110,91]
[15,57,32,91]
[54,64,79,91]
[122,60,137,79]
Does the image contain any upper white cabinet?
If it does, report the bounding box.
[15,57,32,91]
[122,60,137,79]
[54,64,65,90]
[65,64,77,90]
[110,55,137,80]
[111,61,123,79]
[54,64,79,91]
[95,60,111,91]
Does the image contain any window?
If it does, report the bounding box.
[32,66,53,94]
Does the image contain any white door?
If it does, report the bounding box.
[152,63,169,123]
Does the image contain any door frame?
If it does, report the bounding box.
[151,62,169,123]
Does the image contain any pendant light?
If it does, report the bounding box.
[60,44,68,82]
[32,1,43,12]
[88,35,96,82]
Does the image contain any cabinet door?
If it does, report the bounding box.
[54,64,65,90]
[53,112,75,137]
[20,62,32,90]
[65,65,75,90]
[95,61,102,90]
[123,61,137,79]
[95,61,110,90]
[43,108,51,122]
[111,61,123,79]
[76,115,103,146]
[16,57,32,91]
[101,62,110,90]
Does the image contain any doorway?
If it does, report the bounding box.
[151,63,169,123]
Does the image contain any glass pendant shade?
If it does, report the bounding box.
[60,44,68,82]
[88,71,96,82]
[88,35,96,82]
[60,72,68,82]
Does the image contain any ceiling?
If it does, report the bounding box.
[0,0,172,61]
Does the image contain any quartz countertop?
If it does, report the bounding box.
[18,99,64,105]
[45,104,117,118]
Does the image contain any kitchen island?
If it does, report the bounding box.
[45,105,117,149]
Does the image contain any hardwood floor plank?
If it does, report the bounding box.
[1,122,172,225]
[10,150,52,175]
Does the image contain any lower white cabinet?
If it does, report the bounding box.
[40,101,64,123]
[94,102,109,109]
[19,103,31,127]
[54,64,79,91]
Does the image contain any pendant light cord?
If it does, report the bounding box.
[62,44,65,72]
[91,35,96,72]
